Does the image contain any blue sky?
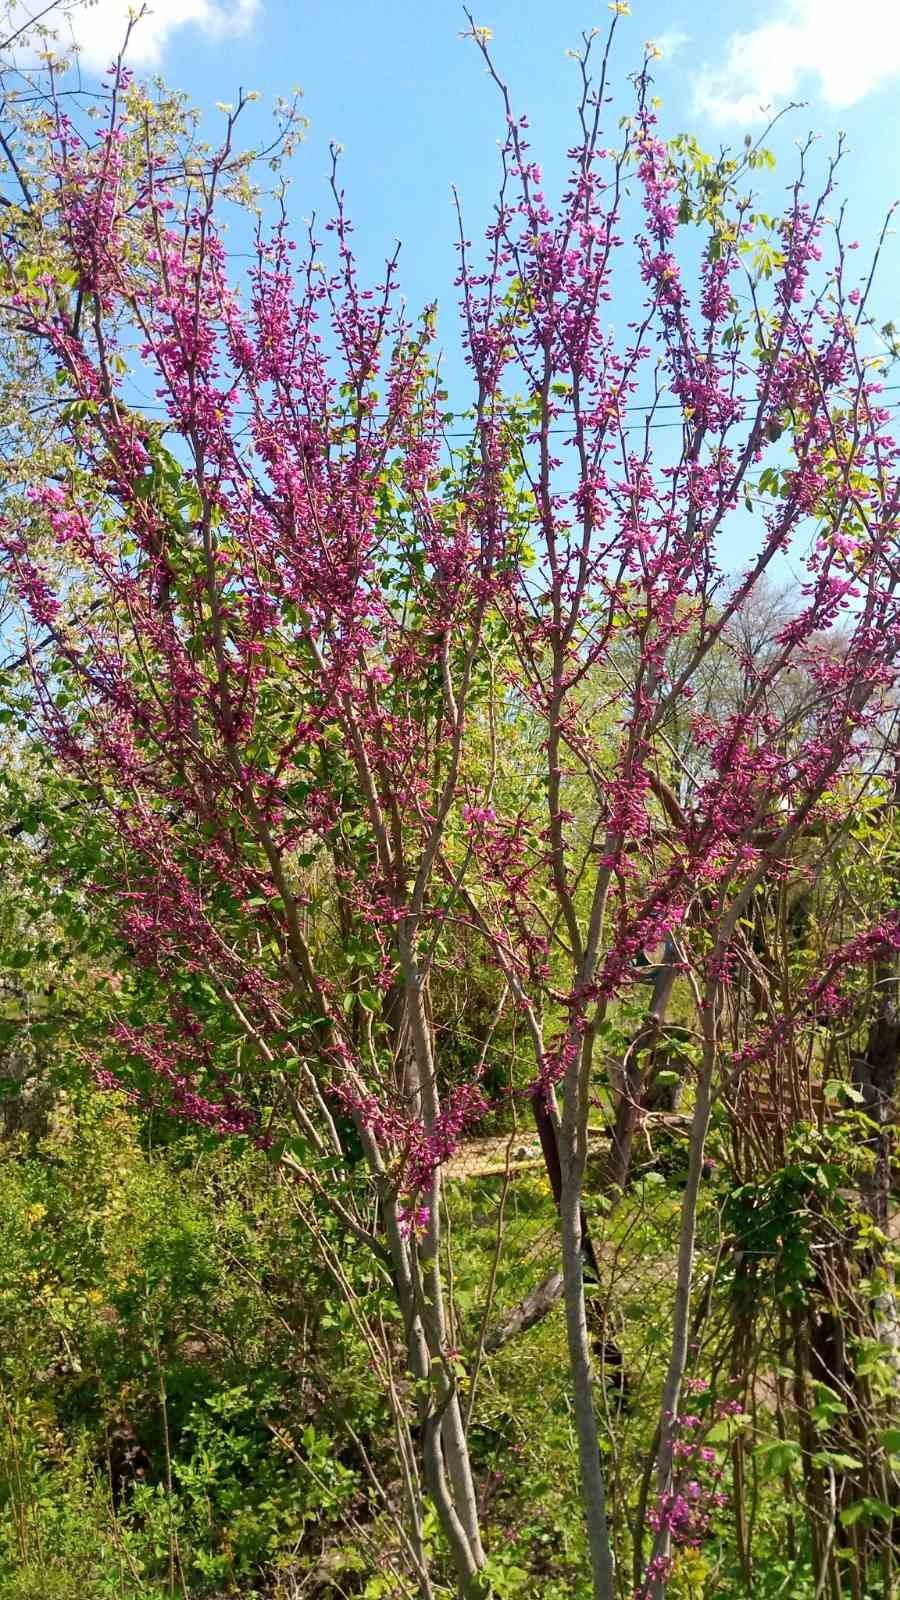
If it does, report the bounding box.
[34,0,900,344]
[24,0,893,586]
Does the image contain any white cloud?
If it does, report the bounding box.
[693,0,900,125]
[6,0,260,73]
[652,29,689,62]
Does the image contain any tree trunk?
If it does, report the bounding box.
[558,1033,617,1600]
[531,1086,627,1396]
[644,1017,717,1600]
[397,924,486,1589]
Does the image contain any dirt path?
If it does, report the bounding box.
[444,1115,689,1182]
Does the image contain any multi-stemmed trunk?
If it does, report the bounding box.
[396,925,486,1594]
[558,1033,617,1600]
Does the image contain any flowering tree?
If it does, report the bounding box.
[2,14,900,1597]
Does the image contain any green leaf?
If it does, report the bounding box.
[754,1438,802,1475]
[840,1498,894,1528]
